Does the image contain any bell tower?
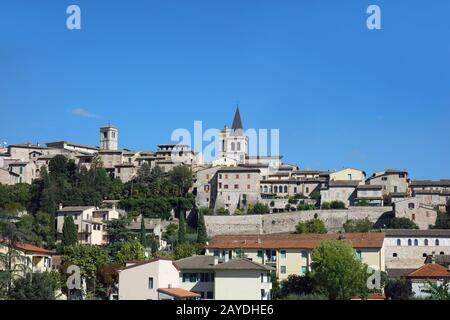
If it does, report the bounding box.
[100,125,118,151]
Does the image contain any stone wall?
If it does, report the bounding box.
[205,206,393,237]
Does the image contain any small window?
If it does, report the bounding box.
[414,239,418,246]
[234,184,239,189]
[408,203,415,209]
[436,239,440,246]
[257,250,263,258]
[301,266,307,274]
[408,239,412,246]
[393,253,398,257]
[148,277,153,289]
[280,250,286,259]
[424,239,429,246]
[396,239,401,246]
[247,174,251,179]
[440,252,445,255]
[280,266,286,274]
[356,250,362,259]
[236,174,239,179]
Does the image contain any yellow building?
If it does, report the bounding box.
[205,233,385,281]
[329,168,366,184]
[0,241,53,274]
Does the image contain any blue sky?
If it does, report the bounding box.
[0,1,449,179]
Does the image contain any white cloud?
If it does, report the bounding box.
[70,108,97,118]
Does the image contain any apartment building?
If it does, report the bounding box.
[0,241,53,274]
[205,233,386,281]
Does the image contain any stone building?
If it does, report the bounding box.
[366,169,409,201]
[410,180,450,211]
[393,197,437,230]
[320,180,360,207]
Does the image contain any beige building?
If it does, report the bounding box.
[355,185,384,206]
[118,258,181,300]
[393,197,437,230]
[410,180,450,211]
[329,168,366,184]
[205,233,386,281]
[320,180,359,207]
[174,255,272,300]
[55,205,120,245]
[366,169,409,200]
[0,241,53,274]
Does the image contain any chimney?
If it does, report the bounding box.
[214,256,219,265]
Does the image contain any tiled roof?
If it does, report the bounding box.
[212,259,272,271]
[328,180,360,188]
[386,268,417,278]
[206,233,385,250]
[410,180,450,187]
[157,288,200,299]
[57,206,95,212]
[408,263,450,279]
[357,184,383,190]
[173,255,216,270]
[1,240,53,255]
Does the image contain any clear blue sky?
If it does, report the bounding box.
[1,1,449,179]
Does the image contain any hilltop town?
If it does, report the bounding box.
[1,108,449,300]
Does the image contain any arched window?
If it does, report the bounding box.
[274,186,278,193]
[396,239,401,246]
[414,239,418,246]
[424,239,429,246]
[440,251,445,255]
[408,239,412,246]
[231,142,235,151]
[284,186,288,193]
[264,186,268,193]
[237,142,241,151]
[436,239,440,246]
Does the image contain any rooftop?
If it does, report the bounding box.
[57,206,96,212]
[206,233,385,250]
[157,288,200,299]
[408,263,450,279]
[384,229,450,237]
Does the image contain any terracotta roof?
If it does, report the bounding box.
[410,180,450,187]
[384,229,450,237]
[206,233,385,250]
[407,263,450,279]
[1,240,53,255]
[157,288,200,299]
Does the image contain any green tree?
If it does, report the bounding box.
[343,218,374,233]
[62,244,110,283]
[424,280,450,300]
[279,274,315,298]
[197,210,208,244]
[384,278,413,300]
[139,217,148,248]
[9,271,61,300]
[310,240,368,300]
[169,165,193,197]
[294,219,327,234]
[433,212,450,229]
[174,243,204,260]
[330,201,346,209]
[387,217,419,229]
[178,212,187,244]
[321,202,331,210]
[116,240,145,265]
[248,202,270,214]
[62,216,78,247]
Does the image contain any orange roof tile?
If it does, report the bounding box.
[206,233,385,250]
[1,240,53,255]
[157,288,200,299]
[408,263,450,279]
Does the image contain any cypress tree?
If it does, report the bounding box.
[197,211,208,244]
[139,217,148,248]
[178,212,186,244]
[62,216,78,247]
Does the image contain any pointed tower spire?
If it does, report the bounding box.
[231,105,243,130]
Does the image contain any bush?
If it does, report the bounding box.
[343,218,374,233]
[386,217,419,230]
[284,293,328,300]
[248,203,270,214]
[216,208,230,216]
[321,202,331,210]
[297,201,315,211]
[294,219,327,234]
[199,207,214,216]
[330,201,346,209]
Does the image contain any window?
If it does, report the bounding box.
[305,187,309,193]
[301,251,308,258]
[414,239,418,246]
[231,142,235,151]
[204,185,210,192]
[348,174,352,180]
[280,266,286,274]
[224,185,229,189]
[182,273,198,283]
[397,239,401,246]
[247,174,251,179]
[440,252,445,255]
[261,273,264,283]
[294,187,297,193]
[356,250,362,259]
[274,186,278,193]
[280,250,286,259]
[148,277,153,289]
[382,177,387,181]
[237,142,241,150]
[213,250,220,257]
[412,214,416,221]
[423,253,427,257]
[236,174,239,179]
[436,239,440,246]
[408,203,415,209]
[394,186,398,193]
[393,253,398,257]
[219,174,222,179]
[257,250,263,258]
[206,174,210,180]
[301,266,307,274]
[225,174,228,179]
[284,186,288,193]
[424,239,429,246]
[399,173,405,178]
[408,239,412,246]
[247,184,250,190]
[234,184,239,189]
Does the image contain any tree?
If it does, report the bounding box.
[174,243,204,260]
[297,201,315,211]
[248,203,270,214]
[139,217,147,248]
[62,244,110,282]
[294,219,327,234]
[423,280,450,300]
[9,271,61,300]
[96,264,121,299]
[433,212,450,229]
[330,201,346,209]
[343,218,374,233]
[115,240,145,265]
[62,216,78,247]
[178,212,187,244]
[310,240,368,300]
[384,278,413,300]
[386,217,419,229]
[279,274,315,298]
[169,166,193,197]
[106,216,134,245]
[197,210,208,244]
[321,202,331,210]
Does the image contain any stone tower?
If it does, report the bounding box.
[218,106,248,163]
[100,125,118,151]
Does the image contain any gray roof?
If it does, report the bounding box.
[128,218,161,230]
[231,106,243,130]
[217,167,260,173]
[174,255,271,271]
[328,180,360,188]
[46,141,99,150]
[386,268,416,278]
[57,206,95,212]
[410,180,450,187]
[357,184,383,190]
[384,229,450,237]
